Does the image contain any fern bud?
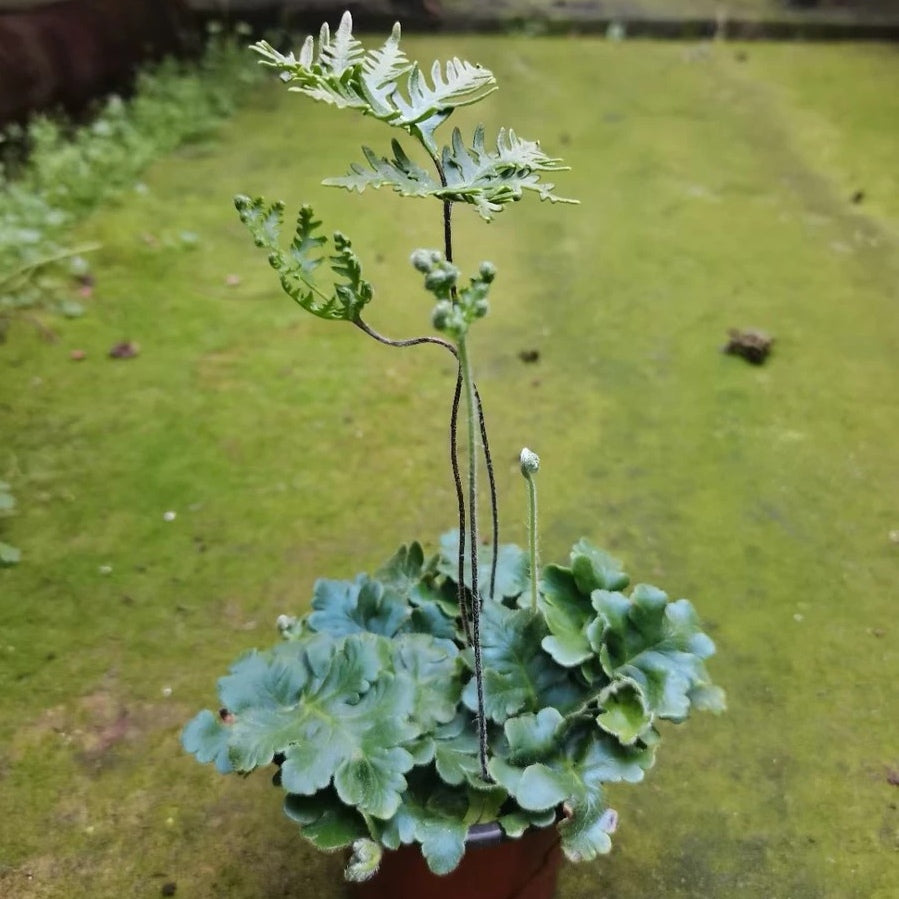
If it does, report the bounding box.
[410,248,441,274]
[424,264,458,293]
[478,261,496,283]
[431,300,453,331]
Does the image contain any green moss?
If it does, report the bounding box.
[1,39,897,897]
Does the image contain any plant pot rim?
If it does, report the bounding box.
[465,821,506,847]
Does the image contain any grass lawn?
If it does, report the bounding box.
[1,35,897,898]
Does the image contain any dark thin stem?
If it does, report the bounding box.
[433,148,489,780]
[450,370,472,644]
[430,153,453,266]
[353,317,457,357]
[474,385,498,601]
[443,199,454,265]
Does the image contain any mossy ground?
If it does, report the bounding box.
[1,36,897,898]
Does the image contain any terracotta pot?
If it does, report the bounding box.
[348,823,563,899]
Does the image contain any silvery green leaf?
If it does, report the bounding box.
[589,584,720,722]
[308,574,410,637]
[249,15,495,151]
[181,708,232,773]
[503,708,566,764]
[537,565,594,667]
[283,790,369,850]
[433,723,481,787]
[376,785,468,874]
[437,126,577,221]
[569,540,629,593]
[437,530,530,601]
[323,141,439,197]
[189,633,419,820]
[461,602,581,723]
[393,634,461,730]
[594,679,652,745]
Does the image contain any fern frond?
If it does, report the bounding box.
[234,195,372,322]
[396,58,497,126]
[249,13,496,150]
[323,126,577,221]
[440,126,577,220]
[361,23,413,111]
[323,140,440,197]
[318,14,364,76]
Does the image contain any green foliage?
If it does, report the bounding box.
[251,14,496,153]
[0,27,261,329]
[325,125,574,221]
[238,8,574,301]
[189,9,723,884]
[233,197,372,321]
[183,535,723,876]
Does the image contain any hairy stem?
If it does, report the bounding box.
[458,336,488,779]
[475,385,498,600]
[352,313,497,606]
[525,470,539,612]
[450,371,472,644]
[434,154,490,779]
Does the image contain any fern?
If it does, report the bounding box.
[361,23,413,110]
[250,12,496,152]
[325,127,576,221]
[440,126,576,220]
[323,140,440,198]
[234,195,372,321]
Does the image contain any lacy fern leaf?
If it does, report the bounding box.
[441,126,576,220]
[325,126,576,221]
[323,140,440,197]
[249,12,496,151]
[234,194,372,321]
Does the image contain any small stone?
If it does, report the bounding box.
[723,328,773,365]
[109,341,139,359]
[99,564,113,575]
[163,511,177,522]
[161,686,173,698]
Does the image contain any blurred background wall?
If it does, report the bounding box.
[1,1,897,128]
[0,0,188,125]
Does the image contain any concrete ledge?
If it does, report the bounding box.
[184,0,899,40]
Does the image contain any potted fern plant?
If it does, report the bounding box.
[182,13,725,898]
